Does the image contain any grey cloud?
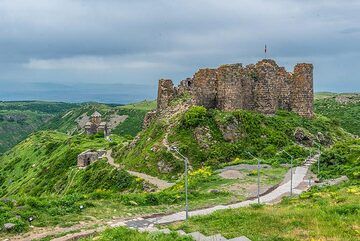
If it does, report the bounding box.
[0,0,359,101]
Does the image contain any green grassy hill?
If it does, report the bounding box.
[0,100,156,155]
[314,93,360,135]
[0,97,358,238]
[116,105,352,180]
[0,101,78,155]
[0,131,137,197]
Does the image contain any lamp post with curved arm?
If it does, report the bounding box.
[170,146,189,221]
[282,150,294,196]
[314,142,321,175]
[246,151,261,204]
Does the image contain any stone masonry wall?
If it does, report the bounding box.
[157,79,176,112]
[216,64,244,111]
[154,59,314,118]
[192,69,218,109]
[291,63,314,118]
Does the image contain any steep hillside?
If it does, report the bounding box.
[0,101,77,154]
[0,131,138,197]
[116,104,352,180]
[314,93,360,135]
[315,138,360,179]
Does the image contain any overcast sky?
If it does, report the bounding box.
[0,0,359,102]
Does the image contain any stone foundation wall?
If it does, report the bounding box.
[154,59,313,118]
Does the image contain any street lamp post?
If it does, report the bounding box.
[170,146,189,221]
[282,150,294,196]
[246,151,261,204]
[314,142,321,175]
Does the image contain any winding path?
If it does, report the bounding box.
[105,150,174,190]
[111,155,318,228]
[62,169,80,195]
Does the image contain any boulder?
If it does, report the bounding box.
[294,127,313,146]
[3,223,16,231]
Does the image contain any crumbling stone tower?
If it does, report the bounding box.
[156,59,314,118]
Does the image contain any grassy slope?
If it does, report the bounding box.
[170,182,360,241]
[0,131,136,197]
[314,93,360,135]
[0,101,77,154]
[0,131,287,235]
[113,100,157,137]
[314,138,360,179]
[117,106,351,180]
[81,227,193,241]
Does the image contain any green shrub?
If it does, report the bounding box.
[182,106,207,127]
[314,139,360,179]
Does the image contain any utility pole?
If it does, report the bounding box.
[283,150,294,196]
[170,146,189,221]
[246,151,261,204]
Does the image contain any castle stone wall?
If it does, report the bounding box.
[154,59,314,118]
[192,69,218,108]
[157,79,176,112]
[216,64,244,111]
[291,63,314,118]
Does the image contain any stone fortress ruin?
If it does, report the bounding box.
[155,59,314,118]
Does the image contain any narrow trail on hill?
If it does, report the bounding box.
[62,169,79,195]
[9,154,320,241]
[105,150,174,190]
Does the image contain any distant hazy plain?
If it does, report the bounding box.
[0,81,157,104]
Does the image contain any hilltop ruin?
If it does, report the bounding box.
[155,59,313,118]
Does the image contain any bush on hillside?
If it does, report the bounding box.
[182,106,207,127]
[314,139,360,179]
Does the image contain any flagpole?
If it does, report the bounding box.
[264,44,267,59]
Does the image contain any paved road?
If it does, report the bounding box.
[111,159,314,228]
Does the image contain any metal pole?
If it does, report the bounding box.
[290,156,293,196]
[170,146,189,221]
[184,157,189,221]
[283,150,293,197]
[257,157,260,204]
[246,151,260,204]
[314,142,321,175]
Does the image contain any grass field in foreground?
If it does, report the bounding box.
[80,227,193,241]
[169,182,360,241]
